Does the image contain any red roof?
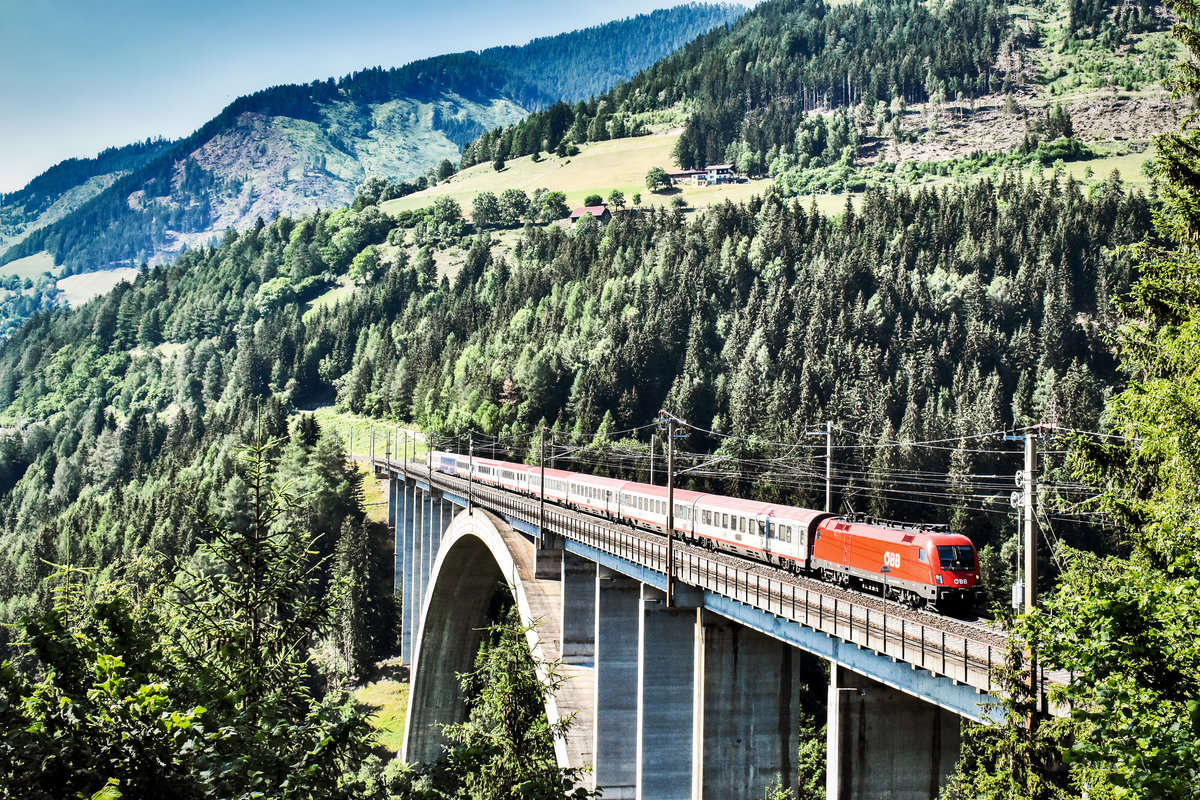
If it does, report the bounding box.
[570,205,608,219]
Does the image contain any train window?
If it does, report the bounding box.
[918,549,928,564]
[937,545,974,570]
[721,513,729,528]
[739,517,746,533]
[786,526,793,543]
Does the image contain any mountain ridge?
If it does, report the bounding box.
[0,3,744,276]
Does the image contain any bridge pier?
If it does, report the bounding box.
[697,613,804,799]
[593,567,641,799]
[636,584,699,800]
[561,553,596,665]
[399,481,417,665]
[826,666,961,800]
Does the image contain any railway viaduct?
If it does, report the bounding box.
[375,455,1018,800]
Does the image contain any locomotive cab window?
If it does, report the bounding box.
[937,545,973,571]
[918,549,928,564]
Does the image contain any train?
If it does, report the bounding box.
[429,449,983,611]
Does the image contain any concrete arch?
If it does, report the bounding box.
[402,508,571,769]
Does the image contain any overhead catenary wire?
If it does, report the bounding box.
[428,418,1127,530]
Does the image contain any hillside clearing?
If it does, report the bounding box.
[57,267,139,307]
[0,252,57,281]
[381,133,792,217]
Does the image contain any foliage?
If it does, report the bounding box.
[0,172,1151,618]
[0,439,382,798]
[0,569,204,799]
[645,166,671,192]
[397,606,597,800]
[466,0,1011,169]
[0,272,61,341]
[947,2,1200,796]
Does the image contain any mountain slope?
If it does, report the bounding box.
[0,138,172,255]
[463,0,1182,191]
[0,3,743,276]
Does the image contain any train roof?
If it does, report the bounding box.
[819,518,974,547]
[569,473,630,490]
[620,482,704,503]
[698,494,780,515]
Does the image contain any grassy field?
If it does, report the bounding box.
[57,267,139,307]
[0,251,57,281]
[303,279,355,321]
[355,667,410,754]
[1046,150,1154,190]
[380,133,816,218]
[309,406,427,462]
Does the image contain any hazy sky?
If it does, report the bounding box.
[0,0,727,193]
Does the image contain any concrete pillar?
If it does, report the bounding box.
[412,486,426,658]
[535,532,564,580]
[636,584,697,800]
[826,666,961,800]
[696,614,803,799]
[561,554,597,665]
[593,568,641,799]
[388,477,399,594]
[400,482,417,665]
[432,496,451,573]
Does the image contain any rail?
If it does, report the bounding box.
[378,457,1044,702]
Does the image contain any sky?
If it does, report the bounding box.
[0,0,730,194]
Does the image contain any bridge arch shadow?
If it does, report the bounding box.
[402,508,571,769]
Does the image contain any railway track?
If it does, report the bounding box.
[382,459,1046,700]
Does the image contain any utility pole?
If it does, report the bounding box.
[1023,430,1040,726]
[1007,424,1045,731]
[539,427,547,550]
[402,431,408,474]
[666,416,676,607]
[649,433,656,486]
[369,425,375,464]
[805,421,835,512]
[468,431,475,512]
[657,410,686,608]
[825,420,833,513]
[1023,433,1038,613]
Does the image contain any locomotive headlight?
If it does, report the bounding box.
[935,574,944,584]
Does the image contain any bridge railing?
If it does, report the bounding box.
[381,459,1017,699]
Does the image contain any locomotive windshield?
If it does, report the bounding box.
[937,545,975,571]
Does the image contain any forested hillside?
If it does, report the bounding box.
[0,138,171,254]
[0,169,1150,629]
[461,0,1178,197]
[464,0,1010,167]
[0,3,742,279]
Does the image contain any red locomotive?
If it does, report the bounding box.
[430,449,983,610]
